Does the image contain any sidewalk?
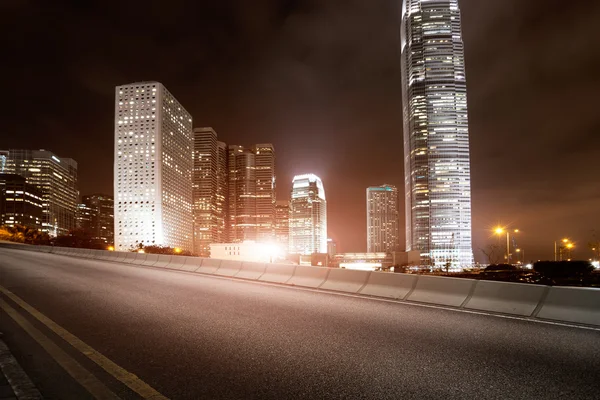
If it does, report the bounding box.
[0,335,42,400]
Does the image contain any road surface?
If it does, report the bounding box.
[0,247,599,399]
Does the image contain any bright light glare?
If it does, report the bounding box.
[108,246,115,251]
[137,249,145,254]
[495,227,504,234]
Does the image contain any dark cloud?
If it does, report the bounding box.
[1,0,598,260]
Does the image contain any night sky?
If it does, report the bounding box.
[2,0,599,262]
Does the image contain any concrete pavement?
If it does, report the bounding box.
[0,248,599,399]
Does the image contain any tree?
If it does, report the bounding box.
[481,244,503,265]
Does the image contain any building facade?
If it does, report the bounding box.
[228,144,275,243]
[0,149,78,236]
[114,82,193,251]
[192,127,228,256]
[289,174,327,255]
[0,174,44,229]
[401,0,474,268]
[275,200,289,250]
[366,184,400,253]
[78,194,114,244]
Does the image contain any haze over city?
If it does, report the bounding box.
[3,0,599,259]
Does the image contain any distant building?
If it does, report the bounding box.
[228,144,275,243]
[0,174,44,229]
[289,174,327,255]
[401,0,474,268]
[78,194,114,244]
[75,203,93,230]
[192,127,228,256]
[114,81,193,251]
[0,149,78,236]
[331,251,420,271]
[275,200,289,249]
[209,241,284,263]
[367,184,400,253]
[327,238,337,257]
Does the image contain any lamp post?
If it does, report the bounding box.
[554,238,573,261]
[495,227,519,264]
[516,248,524,264]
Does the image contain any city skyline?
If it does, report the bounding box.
[2,1,599,261]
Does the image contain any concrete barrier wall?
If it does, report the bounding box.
[141,254,159,266]
[236,262,267,280]
[167,256,187,270]
[131,253,147,265]
[180,257,201,272]
[113,252,129,262]
[259,264,296,284]
[320,268,371,293]
[407,275,476,307]
[214,260,242,277]
[536,286,600,326]
[287,266,330,288]
[153,255,172,268]
[359,272,418,300]
[4,243,600,327]
[123,252,138,264]
[464,280,547,316]
[197,258,220,274]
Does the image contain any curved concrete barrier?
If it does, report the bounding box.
[320,268,371,294]
[214,260,242,277]
[287,266,330,288]
[141,254,159,266]
[464,280,547,316]
[407,275,476,307]
[113,251,129,262]
[75,249,91,258]
[153,255,172,268]
[123,252,138,264]
[259,264,296,284]
[130,252,147,265]
[90,249,105,260]
[197,258,220,274]
[106,251,121,261]
[236,262,267,280]
[536,286,600,326]
[167,256,187,270]
[179,257,201,272]
[359,272,418,300]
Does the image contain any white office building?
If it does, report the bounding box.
[114,82,193,251]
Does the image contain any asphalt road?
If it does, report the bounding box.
[0,248,599,400]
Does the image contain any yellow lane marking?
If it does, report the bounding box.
[0,286,168,400]
[0,298,120,400]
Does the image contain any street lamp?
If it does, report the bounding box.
[554,238,573,261]
[495,227,519,264]
[516,248,524,264]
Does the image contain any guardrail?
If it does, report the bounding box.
[1,243,599,327]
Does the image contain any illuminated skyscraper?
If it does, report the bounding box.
[192,127,228,256]
[78,194,114,244]
[275,200,289,248]
[1,149,78,236]
[289,174,327,255]
[114,82,193,251]
[401,0,474,268]
[228,144,275,242]
[366,184,400,253]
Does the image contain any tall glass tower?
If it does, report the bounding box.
[289,174,327,255]
[401,0,473,268]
